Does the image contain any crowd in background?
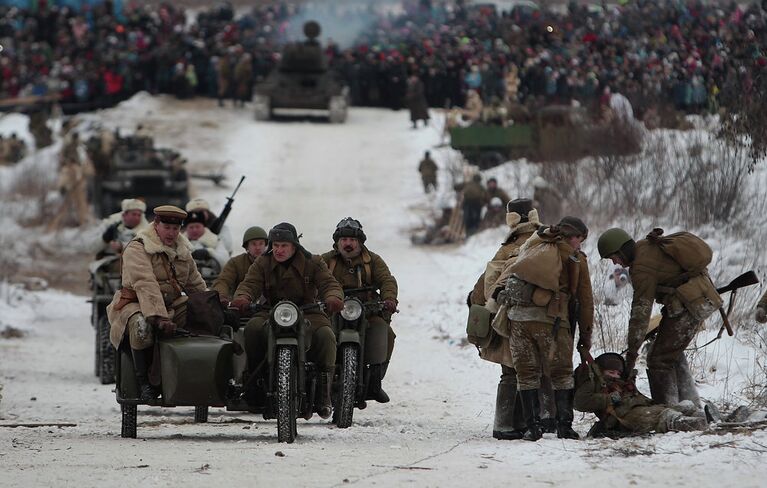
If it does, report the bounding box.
[0,0,765,119]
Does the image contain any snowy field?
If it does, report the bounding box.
[1,96,766,487]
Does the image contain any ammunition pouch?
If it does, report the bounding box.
[660,272,723,322]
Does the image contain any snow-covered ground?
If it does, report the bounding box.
[1,96,766,487]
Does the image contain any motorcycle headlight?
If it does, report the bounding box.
[273,303,299,328]
[340,298,363,321]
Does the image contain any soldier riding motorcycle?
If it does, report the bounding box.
[321,217,398,427]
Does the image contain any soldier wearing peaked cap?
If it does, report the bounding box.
[106,205,206,401]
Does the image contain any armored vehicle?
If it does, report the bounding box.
[89,134,189,218]
[253,21,348,123]
[449,105,642,168]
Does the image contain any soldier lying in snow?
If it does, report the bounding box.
[574,353,707,437]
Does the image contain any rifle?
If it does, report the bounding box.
[189,172,226,186]
[209,175,245,235]
[715,271,759,337]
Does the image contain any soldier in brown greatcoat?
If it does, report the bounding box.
[230,223,344,419]
[212,226,268,302]
[321,218,398,404]
[106,206,206,401]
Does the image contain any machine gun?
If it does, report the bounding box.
[209,175,245,235]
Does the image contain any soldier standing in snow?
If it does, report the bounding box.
[506,217,593,441]
[596,228,721,408]
[417,151,438,193]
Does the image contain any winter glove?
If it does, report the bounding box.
[324,296,344,314]
[609,391,622,406]
[230,296,251,314]
[383,299,398,313]
[756,306,767,324]
[157,318,176,335]
[485,297,499,314]
[192,248,211,260]
[219,295,232,307]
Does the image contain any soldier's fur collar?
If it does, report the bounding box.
[137,223,193,260]
[188,228,219,250]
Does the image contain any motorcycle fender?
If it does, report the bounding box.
[275,338,298,346]
[338,329,360,344]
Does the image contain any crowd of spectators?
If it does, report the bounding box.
[0,0,765,119]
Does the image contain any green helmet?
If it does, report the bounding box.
[242,226,268,248]
[597,228,633,258]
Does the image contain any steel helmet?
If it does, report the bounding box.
[242,226,268,248]
[597,228,633,258]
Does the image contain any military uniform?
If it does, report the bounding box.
[624,239,705,406]
[473,202,542,440]
[106,206,206,401]
[233,250,343,373]
[321,246,398,365]
[457,176,488,236]
[574,358,706,435]
[418,154,438,193]
[506,221,593,440]
[212,253,255,300]
[106,220,206,350]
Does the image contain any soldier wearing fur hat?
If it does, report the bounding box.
[469,198,545,440]
[212,226,268,302]
[230,223,344,419]
[417,151,438,193]
[505,216,594,441]
[574,352,706,436]
[106,205,207,401]
[321,217,399,403]
[185,198,234,253]
[99,198,150,257]
[184,210,230,271]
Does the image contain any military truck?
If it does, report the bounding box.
[253,21,348,123]
[88,134,189,218]
[449,105,642,168]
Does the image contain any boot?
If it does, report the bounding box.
[554,389,580,440]
[493,382,524,440]
[366,363,390,403]
[674,358,701,408]
[519,389,542,441]
[131,348,159,402]
[316,371,333,419]
[647,368,679,405]
[670,415,707,432]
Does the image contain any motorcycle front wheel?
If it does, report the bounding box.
[276,346,298,443]
[334,344,358,428]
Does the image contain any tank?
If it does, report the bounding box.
[89,133,189,218]
[253,21,349,123]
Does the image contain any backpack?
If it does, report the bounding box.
[647,229,722,321]
[646,228,712,272]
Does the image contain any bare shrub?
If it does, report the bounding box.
[538,127,753,230]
